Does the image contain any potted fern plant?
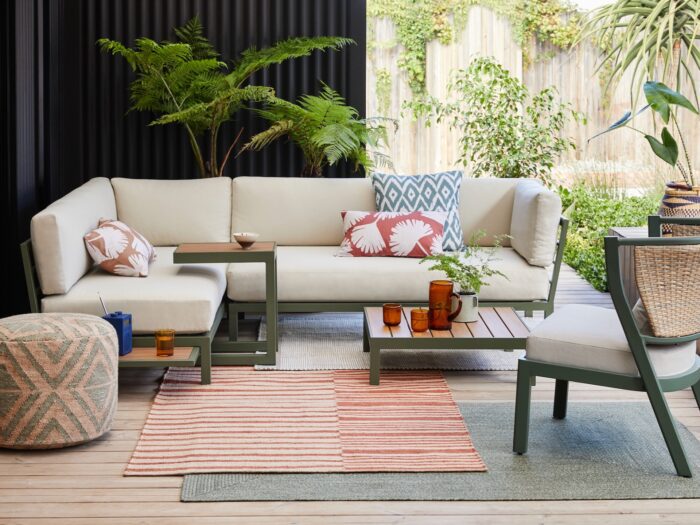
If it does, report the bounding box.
[240,83,393,177]
[99,17,352,177]
[420,231,507,322]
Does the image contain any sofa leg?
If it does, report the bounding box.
[200,339,212,385]
[228,305,239,342]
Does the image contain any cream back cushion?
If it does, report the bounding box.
[510,179,562,267]
[231,177,376,245]
[111,178,232,246]
[459,178,519,246]
[31,177,117,295]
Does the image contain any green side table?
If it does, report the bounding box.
[173,242,278,367]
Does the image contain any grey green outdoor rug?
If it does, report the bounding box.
[256,313,525,371]
[182,402,700,501]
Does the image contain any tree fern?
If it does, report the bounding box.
[99,18,352,177]
[241,83,393,177]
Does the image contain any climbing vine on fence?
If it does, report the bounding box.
[368,0,583,106]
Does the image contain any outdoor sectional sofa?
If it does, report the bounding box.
[21,175,567,381]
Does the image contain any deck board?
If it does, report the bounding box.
[3,265,697,524]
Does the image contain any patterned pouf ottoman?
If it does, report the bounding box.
[0,313,118,449]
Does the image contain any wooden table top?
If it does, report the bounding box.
[118,347,197,363]
[175,241,276,254]
[365,306,530,340]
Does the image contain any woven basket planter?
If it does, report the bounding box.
[659,182,700,235]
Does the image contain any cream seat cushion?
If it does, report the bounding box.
[226,246,550,302]
[42,247,226,334]
[526,305,696,377]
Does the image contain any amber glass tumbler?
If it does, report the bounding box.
[428,280,462,330]
[382,303,402,326]
[155,329,175,357]
[410,308,429,332]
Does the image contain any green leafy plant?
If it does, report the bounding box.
[368,0,582,100]
[420,230,508,294]
[240,84,394,177]
[99,17,352,177]
[408,56,583,185]
[590,81,698,186]
[560,184,659,291]
[581,0,700,106]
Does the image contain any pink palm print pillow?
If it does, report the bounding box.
[338,211,448,257]
[84,218,156,277]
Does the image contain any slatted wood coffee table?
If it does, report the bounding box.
[363,306,530,385]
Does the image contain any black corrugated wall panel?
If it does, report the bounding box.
[3,0,366,316]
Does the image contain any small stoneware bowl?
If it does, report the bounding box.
[233,232,260,249]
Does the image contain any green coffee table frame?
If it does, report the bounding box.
[173,242,278,367]
[363,306,529,385]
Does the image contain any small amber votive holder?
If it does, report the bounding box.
[411,308,429,332]
[155,329,175,357]
[383,303,402,326]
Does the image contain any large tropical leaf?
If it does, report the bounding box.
[645,127,679,166]
[587,104,650,142]
[644,81,699,123]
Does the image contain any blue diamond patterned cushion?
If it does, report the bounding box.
[372,171,464,251]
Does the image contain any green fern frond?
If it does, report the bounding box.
[227,36,354,87]
[173,16,218,60]
[241,120,296,152]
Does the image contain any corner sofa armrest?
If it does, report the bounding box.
[509,180,563,267]
[30,177,117,296]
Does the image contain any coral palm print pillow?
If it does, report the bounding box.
[84,218,156,277]
[338,211,447,257]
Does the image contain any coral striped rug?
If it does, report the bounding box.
[125,367,486,475]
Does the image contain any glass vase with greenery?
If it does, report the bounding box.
[240,83,394,177]
[420,231,508,322]
[420,231,507,295]
[99,17,352,177]
[407,56,584,186]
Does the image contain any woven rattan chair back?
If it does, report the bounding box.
[634,244,700,338]
[669,224,700,237]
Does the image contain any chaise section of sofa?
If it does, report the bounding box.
[30,177,231,334]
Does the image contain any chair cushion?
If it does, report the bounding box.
[372,171,464,251]
[226,246,549,302]
[510,179,562,267]
[31,177,117,295]
[526,305,697,377]
[42,247,226,334]
[111,178,232,246]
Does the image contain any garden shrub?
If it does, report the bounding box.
[559,185,659,292]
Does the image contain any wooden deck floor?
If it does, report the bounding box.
[2,265,698,525]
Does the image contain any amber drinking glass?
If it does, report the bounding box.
[428,280,462,330]
[155,329,175,357]
[382,303,402,326]
[410,308,429,332]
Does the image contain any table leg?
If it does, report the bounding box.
[369,342,380,385]
[264,253,278,363]
[363,315,370,353]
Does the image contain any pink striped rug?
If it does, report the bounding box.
[124,367,486,475]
